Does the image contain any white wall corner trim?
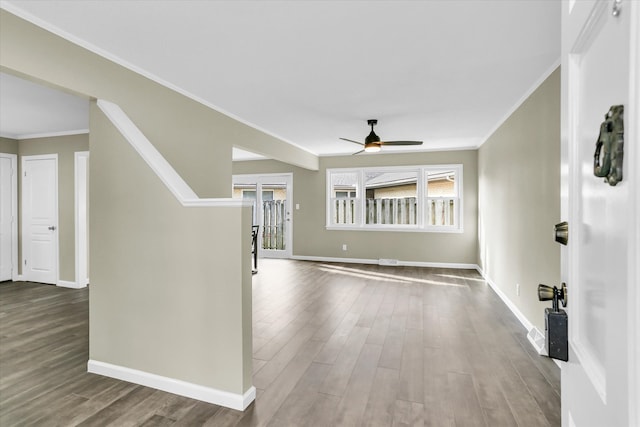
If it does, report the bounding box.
[57,279,85,289]
[87,360,256,411]
[291,255,478,270]
[96,100,251,209]
[475,266,549,357]
[0,153,18,282]
[15,129,90,141]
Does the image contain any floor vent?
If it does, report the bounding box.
[527,327,547,355]
[379,259,399,266]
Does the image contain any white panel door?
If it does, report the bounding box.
[561,1,638,426]
[22,155,58,285]
[0,154,16,282]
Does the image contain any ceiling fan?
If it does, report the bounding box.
[340,119,423,154]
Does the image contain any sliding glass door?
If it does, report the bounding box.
[232,174,292,258]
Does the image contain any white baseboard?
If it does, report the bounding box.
[57,280,86,289]
[87,360,255,411]
[475,266,549,358]
[291,255,477,270]
[291,255,379,265]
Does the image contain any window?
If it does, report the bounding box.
[242,190,274,201]
[329,171,359,225]
[426,169,457,227]
[326,165,463,232]
[364,170,418,225]
[335,191,356,198]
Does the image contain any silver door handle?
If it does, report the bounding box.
[554,221,568,245]
[48,226,56,231]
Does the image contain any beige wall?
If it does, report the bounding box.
[0,137,19,154]
[1,10,257,398]
[17,134,89,282]
[91,103,252,394]
[234,149,478,264]
[478,68,561,332]
[0,10,318,199]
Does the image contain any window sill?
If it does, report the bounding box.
[325,225,463,234]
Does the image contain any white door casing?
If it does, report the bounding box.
[561,1,639,426]
[75,151,89,287]
[232,173,293,259]
[22,155,59,285]
[0,153,17,282]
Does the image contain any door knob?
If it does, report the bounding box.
[48,226,56,231]
[554,221,568,245]
[538,283,569,362]
[538,282,568,311]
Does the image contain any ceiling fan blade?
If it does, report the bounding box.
[352,149,365,155]
[380,140,423,146]
[340,137,364,146]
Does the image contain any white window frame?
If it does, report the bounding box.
[326,164,463,233]
[423,165,462,232]
[327,168,361,227]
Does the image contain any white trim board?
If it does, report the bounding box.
[96,100,252,209]
[628,2,640,423]
[87,360,255,411]
[0,153,18,281]
[290,255,477,270]
[57,279,84,289]
[11,129,89,141]
[74,151,89,288]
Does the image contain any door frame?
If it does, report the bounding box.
[629,1,640,422]
[0,153,18,281]
[75,151,89,288]
[21,154,59,285]
[232,173,293,258]
[561,0,639,425]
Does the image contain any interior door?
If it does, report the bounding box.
[22,155,58,285]
[233,174,293,258]
[561,1,638,426]
[0,154,16,282]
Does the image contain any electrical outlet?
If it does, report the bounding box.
[295,203,300,210]
[342,244,347,251]
[516,283,521,296]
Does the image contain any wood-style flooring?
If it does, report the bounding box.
[0,260,560,426]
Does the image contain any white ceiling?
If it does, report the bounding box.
[0,72,89,139]
[0,0,560,157]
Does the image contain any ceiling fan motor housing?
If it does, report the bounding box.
[365,119,381,145]
[365,130,381,144]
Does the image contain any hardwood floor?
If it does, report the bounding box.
[0,260,560,426]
